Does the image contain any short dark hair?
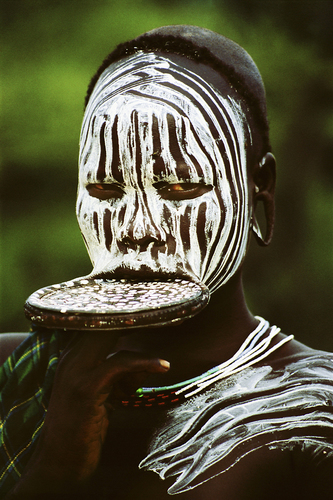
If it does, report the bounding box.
[85,26,271,156]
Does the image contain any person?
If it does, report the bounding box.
[1,25,333,499]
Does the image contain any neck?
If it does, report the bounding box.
[114,271,258,386]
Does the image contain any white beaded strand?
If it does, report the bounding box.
[176,323,294,398]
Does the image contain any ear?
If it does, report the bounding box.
[251,152,276,247]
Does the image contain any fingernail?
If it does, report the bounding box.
[159,359,170,370]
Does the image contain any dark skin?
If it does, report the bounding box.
[2,187,320,500]
[1,274,322,500]
[2,59,327,499]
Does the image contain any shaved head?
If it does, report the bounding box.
[86,25,270,158]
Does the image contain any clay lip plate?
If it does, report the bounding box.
[24,277,210,330]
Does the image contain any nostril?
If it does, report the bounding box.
[121,237,137,251]
[120,235,165,251]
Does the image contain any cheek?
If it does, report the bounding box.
[179,206,192,253]
[117,204,126,226]
[200,193,226,250]
[103,208,112,250]
[93,211,100,242]
[161,204,176,254]
[78,193,117,253]
[196,202,210,257]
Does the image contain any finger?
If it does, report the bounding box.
[112,371,153,398]
[106,350,170,374]
[59,330,123,368]
[93,350,170,393]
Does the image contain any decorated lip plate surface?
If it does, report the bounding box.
[25,278,208,313]
[24,278,209,330]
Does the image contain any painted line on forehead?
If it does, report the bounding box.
[82,112,98,153]
[96,53,222,120]
[152,114,167,179]
[147,80,244,204]
[166,113,190,168]
[125,90,216,182]
[86,63,220,175]
[133,110,144,191]
[110,115,124,184]
[80,116,96,165]
[180,118,203,179]
[84,52,241,144]
[83,55,246,190]
[90,60,157,105]
[97,56,162,92]
[158,80,242,183]
[81,115,97,168]
[158,66,230,133]
[83,59,171,134]
[127,91,208,181]
[152,113,161,153]
[97,121,107,181]
[152,110,205,182]
[156,62,245,152]
[154,62,248,197]
[187,120,217,185]
[157,59,225,104]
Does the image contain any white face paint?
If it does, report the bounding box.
[77,52,252,292]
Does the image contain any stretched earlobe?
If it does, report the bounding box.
[251,152,276,247]
[250,213,272,246]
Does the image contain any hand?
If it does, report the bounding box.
[6,331,169,498]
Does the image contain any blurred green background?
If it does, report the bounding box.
[1,0,333,350]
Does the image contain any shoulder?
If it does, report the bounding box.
[266,334,333,370]
[0,333,29,366]
[207,441,333,500]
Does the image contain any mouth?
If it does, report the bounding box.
[90,266,197,283]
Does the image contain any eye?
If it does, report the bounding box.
[87,183,124,200]
[154,182,213,201]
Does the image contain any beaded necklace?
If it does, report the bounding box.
[119,317,294,408]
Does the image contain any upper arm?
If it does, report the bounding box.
[0,333,29,366]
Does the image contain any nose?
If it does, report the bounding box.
[118,193,165,251]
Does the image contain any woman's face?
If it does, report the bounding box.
[77,53,253,293]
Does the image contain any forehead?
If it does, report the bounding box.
[80,52,250,185]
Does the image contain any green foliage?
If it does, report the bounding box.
[1,0,333,350]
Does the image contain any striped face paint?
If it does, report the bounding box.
[77,53,252,293]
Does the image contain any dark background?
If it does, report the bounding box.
[1,0,333,350]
